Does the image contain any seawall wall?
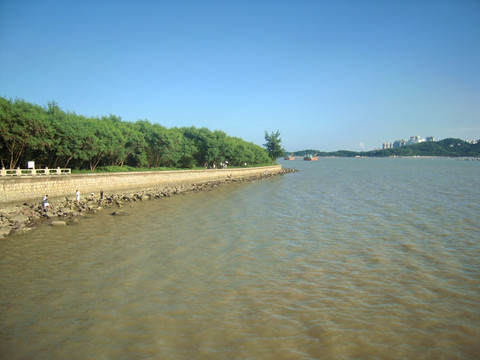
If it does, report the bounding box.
[0,165,283,204]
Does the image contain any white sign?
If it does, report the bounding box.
[28,161,35,169]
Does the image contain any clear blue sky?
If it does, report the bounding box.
[1,0,479,151]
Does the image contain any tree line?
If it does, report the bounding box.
[0,97,274,170]
[292,138,480,158]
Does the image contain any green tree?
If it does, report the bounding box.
[135,120,166,168]
[0,98,54,168]
[263,130,284,160]
[0,97,282,170]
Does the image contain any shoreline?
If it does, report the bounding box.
[1,165,284,203]
[0,167,296,239]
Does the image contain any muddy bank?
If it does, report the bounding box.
[0,168,297,239]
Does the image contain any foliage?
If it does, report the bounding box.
[0,97,272,170]
[364,139,480,157]
[0,97,54,168]
[290,139,480,158]
[263,130,285,160]
[293,149,358,157]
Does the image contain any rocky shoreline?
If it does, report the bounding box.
[0,167,297,239]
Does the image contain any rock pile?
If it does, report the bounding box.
[0,168,297,239]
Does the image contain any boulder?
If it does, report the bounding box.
[0,228,11,239]
[111,211,128,216]
[0,206,22,216]
[51,220,67,227]
[14,226,33,235]
[9,214,30,223]
[61,207,75,215]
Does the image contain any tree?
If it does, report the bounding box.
[0,98,54,168]
[263,130,284,160]
[0,97,281,170]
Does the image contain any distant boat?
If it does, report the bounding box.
[284,154,295,160]
[304,154,319,161]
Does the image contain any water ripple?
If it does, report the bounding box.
[1,159,479,359]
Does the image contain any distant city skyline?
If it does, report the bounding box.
[1,1,479,152]
[381,134,479,150]
[382,135,434,150]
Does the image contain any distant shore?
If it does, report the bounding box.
[0,167,296,239]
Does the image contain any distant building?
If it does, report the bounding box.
[407,135,428,145]
[408,136,419,145]
[393,139,407,148]
[382,135,435,149]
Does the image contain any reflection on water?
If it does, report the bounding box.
[1,158,479,359]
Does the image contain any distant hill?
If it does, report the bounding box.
[291,138,480,158]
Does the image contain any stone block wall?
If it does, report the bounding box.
[0,165,282,204]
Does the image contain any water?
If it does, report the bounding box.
[1,158,479,359]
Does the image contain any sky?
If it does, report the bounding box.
[1,0,479,152]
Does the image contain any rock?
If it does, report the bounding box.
[51,220,67,226]
[30,212,41,220]
[61,207,74,215]
[14,227,33,235]
[111,211,128,216]
[9,214,30,223]
[0,228,11,238]
[0,206,23,216]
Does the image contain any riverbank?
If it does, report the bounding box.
[1,165,287,203]
[0,167,296,239]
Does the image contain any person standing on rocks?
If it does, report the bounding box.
[75,189,80,204]
[42,195,49,213]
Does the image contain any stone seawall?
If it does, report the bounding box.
[0,165,283,204]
